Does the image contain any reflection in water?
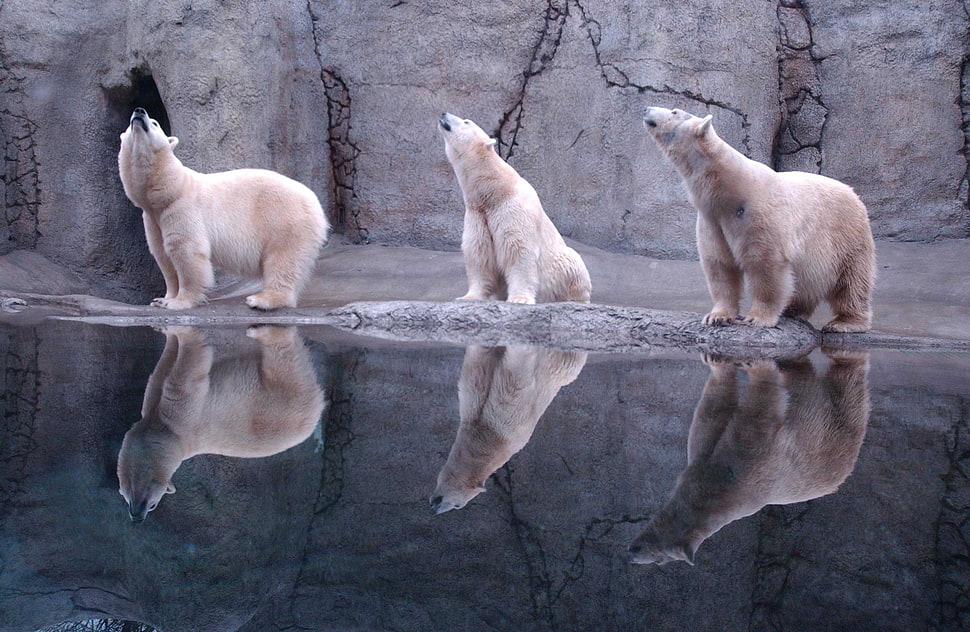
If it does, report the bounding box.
[117,326,326,522]
[431,345,588,513]
[630,349,871,565]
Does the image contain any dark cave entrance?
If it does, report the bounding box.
[105,68,171,136]
[101,67,171,302]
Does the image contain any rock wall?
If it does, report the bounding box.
[1,0,968,297]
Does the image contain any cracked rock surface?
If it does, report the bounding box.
[1,0,968,302]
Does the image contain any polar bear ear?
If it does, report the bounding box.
[696,115,713,138]
[485,137,498,153]
[167,136,179,149]
[165,482,176,494]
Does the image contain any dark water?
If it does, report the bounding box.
[1,322,968,632]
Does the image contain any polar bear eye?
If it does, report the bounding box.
[463,120,470,124]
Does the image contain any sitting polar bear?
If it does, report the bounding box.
[430,345,587,514]
[118,108,330,310]
[642,107,875,332]
[438,113,591,304]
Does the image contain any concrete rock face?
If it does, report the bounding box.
[1,0,968,297]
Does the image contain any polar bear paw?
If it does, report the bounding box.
[151,296,199,310]
[246,324,293,344]
[245,291,292,311]
[702,311,736,326]
[736,313,779,328]
[506,294,536,305]
[821,318,870,333]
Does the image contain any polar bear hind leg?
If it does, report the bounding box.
[823,259,873,333]
[246,240,320,310]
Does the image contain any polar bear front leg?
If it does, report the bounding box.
[143,213,179,305]
[697,218,741,325]
[457,211,501,301]
[156,231,214,310]
[505,259,538,304]
[500,233,539,305]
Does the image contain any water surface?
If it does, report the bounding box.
[1,322,967,631]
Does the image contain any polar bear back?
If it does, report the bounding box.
[186,168,327,274]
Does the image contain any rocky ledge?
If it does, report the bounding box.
[2,291,967,357]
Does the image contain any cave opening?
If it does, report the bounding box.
[100,67,170,303]
[105,68,171,136]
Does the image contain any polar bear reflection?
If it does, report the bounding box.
[629,350,870,565]
[118,326,326,522]
[431,346,587,513]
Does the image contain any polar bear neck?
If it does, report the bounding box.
[120,419,190,482]
[674,136,772,216]
[441,419,512,488]
[120,145,192,214]
[452,149,519,212]
[139,149,192,213]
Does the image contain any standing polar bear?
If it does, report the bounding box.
[642,107,875,332]
[118,108,329,310]
[438,113,591,304]
[629,351,870,566]
[118,326,326,522]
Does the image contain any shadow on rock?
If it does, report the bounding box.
[629,348,870,565]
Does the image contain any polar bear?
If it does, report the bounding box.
[117,326,326,522]
[628,350,870,565]
[642,107,875,332]
[437,113,592,304]
[118,108,329,310]
[430,345,587,513]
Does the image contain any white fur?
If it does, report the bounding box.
[117,326,326,521]
[642,107,875,332]
[118,109,330,310]
[629,351,870,565]
[430,345,587,513]
[438,113,591,304]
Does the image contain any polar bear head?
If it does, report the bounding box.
[430,477,487,515]
[642,106,716,177]
[120,107,178,155]
[117,420,180,522]
[437,113,497,164]
[118,108,181,207]
[628,523,700,566]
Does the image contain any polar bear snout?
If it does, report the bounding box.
[439,112,473,134]
[128,500,149,523]
[130,107,150,131]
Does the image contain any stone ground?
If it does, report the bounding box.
[304,238,970,341]
[1,237,968,347]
